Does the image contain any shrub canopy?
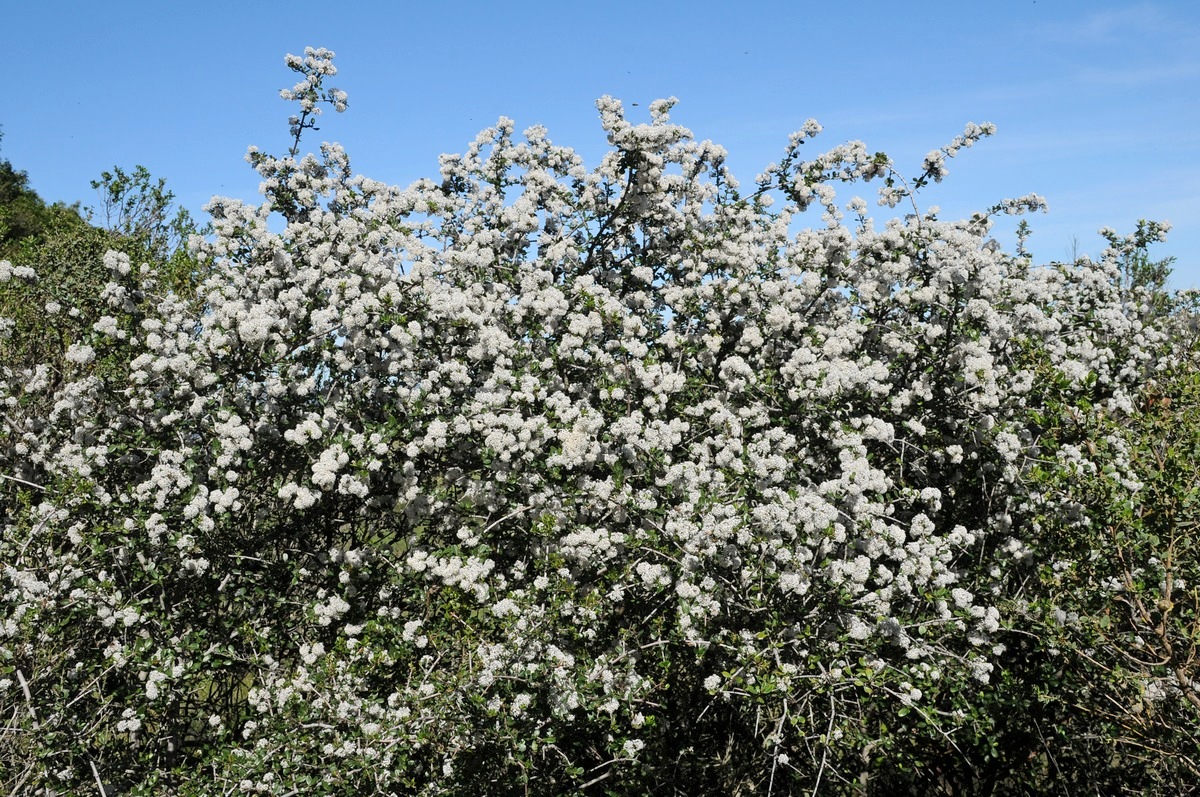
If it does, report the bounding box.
[1,47,1196,796]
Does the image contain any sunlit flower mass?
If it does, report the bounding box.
[1,46,1192,795]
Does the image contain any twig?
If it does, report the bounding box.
[15,671,38,730]
[577,768,613,791]
[0,474,45,490]
[810,683,835,797]
[7,762,35,797]
[89,760,107,796]
[766,706,788,797]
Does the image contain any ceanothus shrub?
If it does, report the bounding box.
[0,47,1175,795]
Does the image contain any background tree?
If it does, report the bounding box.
[0,130,93,264]
[0,149,209,556]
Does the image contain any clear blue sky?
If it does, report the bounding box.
[5,0,1198,286]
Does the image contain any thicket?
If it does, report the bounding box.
[1,48,1198,795]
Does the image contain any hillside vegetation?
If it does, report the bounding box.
[2,48,1198,796]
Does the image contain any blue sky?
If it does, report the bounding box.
[5,0,1198,286]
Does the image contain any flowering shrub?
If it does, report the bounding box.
[0,47,1191,795]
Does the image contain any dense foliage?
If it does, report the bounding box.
[2,48,1197,795]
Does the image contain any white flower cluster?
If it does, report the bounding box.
[280,47,347,114]
[0,48,1175,794]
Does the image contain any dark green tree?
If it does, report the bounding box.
[0,131,92,263]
